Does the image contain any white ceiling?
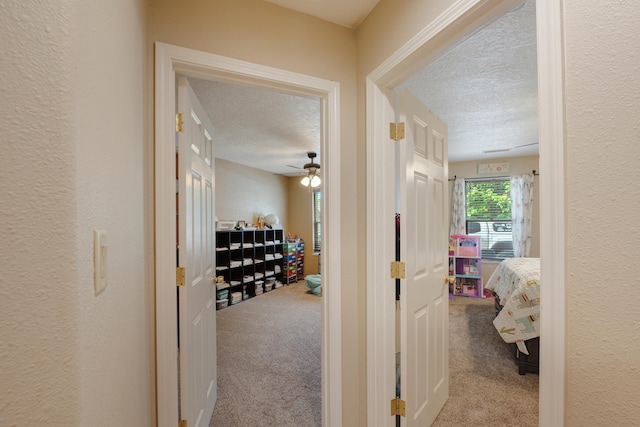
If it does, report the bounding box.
[189,0,537,176]
[188,78,321,176]
[400,0,538,162]
[263,0,381,29]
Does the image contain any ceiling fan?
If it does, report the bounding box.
[293,152,321,188]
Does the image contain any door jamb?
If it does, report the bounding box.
[365,0,565,425]
[154,42,342,427]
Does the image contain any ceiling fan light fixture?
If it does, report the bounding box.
[300,151,321,188]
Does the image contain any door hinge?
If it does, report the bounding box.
[176,113,184,132]
[176,267,186,287]
[390,122,405,141]
[391,397,406,417]
[179,420,187,427]
[390,261,406,279]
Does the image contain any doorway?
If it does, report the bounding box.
[399,0,538,422]
[187,76,324,424]
[154,43,343,427]
[365,0,566,425]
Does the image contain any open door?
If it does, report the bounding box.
[177,76,217,427]
[398,88,449,426]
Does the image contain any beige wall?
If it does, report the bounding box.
[215,158,289,229]
[449,155,540,283]
[356,0,453,75]
[564,1,640,425]
[287,178,320,275]
[1,1,80,424]
[1,0,153,425]
[149,0,362,424]
[75,1,153,424]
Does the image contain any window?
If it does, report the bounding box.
[465,179,514,259]
[312,190,321,254]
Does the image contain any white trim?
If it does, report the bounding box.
[365,80,397,425]
[536,0,566,425]
[154,43,179,426]
[154,43,342,427]
[366,0,565,426]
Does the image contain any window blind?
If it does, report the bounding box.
[465,179,514,258]
[313,190,321,253]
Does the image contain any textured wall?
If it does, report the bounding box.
[564,1,640,425]
[0,0,153,425]
[72,0,153,425]
[215,158,289,228]
[0,1,80,425]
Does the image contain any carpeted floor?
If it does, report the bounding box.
[433,296,539,426]
[209,286,537,426]
[210,281,321,427]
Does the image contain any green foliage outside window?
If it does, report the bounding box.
[465,180,511,220]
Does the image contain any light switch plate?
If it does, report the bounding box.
[93,229,108,295]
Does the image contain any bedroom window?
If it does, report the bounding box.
[312,190,321,254]
[465,179,514,259]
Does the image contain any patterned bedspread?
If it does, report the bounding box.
[484,258,540,355]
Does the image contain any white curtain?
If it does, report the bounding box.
[510,174,534,257]
[449,177,466,236]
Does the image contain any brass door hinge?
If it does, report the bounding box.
[179,420,187,427]
[176,113,184,133]
[176,267,186,287]
[390,122,405,141]
[391,397,406,417]
[390,261,406,279]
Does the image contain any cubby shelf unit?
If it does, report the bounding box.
[215,228,284,308]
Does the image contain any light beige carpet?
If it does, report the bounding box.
[209,285,537,426]
[209,281,321,427]
[433,296,539,426]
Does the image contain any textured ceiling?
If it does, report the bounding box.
[190,0,537,175]
[188,78,321,176]
[400,0,538,162]
[263,0,380,29]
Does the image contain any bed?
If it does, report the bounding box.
[484,257,540,375]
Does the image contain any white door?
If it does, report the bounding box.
[398,88,449,426]
[177,77,217,427]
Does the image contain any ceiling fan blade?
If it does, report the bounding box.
[483,142,538,154]
[513,142,539,149]
[286,164,303,170]
[483,147,512,154]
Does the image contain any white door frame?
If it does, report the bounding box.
[366,1,565,426]
[154,42,342,427]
